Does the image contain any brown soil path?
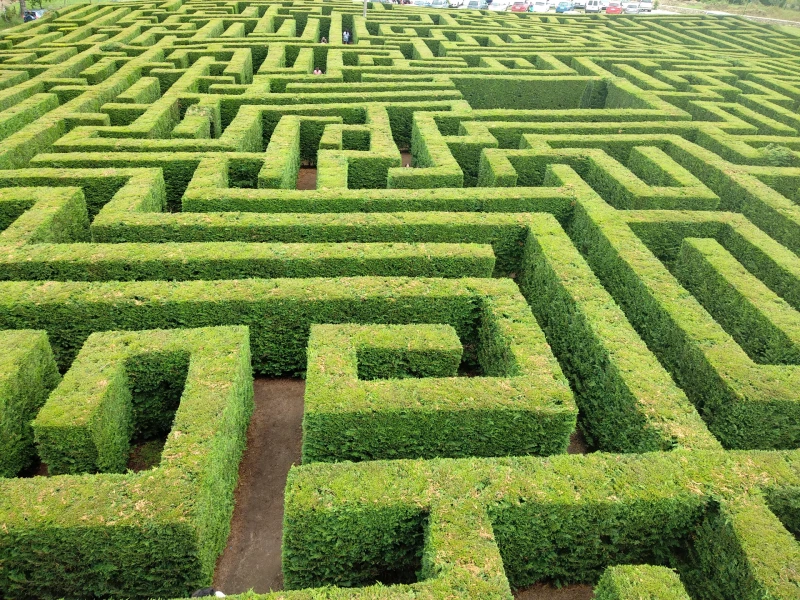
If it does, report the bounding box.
[515,583,594,600]
[214,378,305,594]
[296,167,317,190]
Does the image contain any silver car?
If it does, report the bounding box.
[623,1,640,12]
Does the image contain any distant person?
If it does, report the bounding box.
[342,30,351,44]
[320,36,328,43]
[313,67,322,74]
[192,589,225,598]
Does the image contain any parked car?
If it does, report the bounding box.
[23,9,46,22]
[606,1,623,12]
[571,0,586,8]
[555,1,573,11]
[638,0,652,10]
[510,1,530,10]
[623,1,640,11]
[529,0,548,10]
[431,0,450,7]
[585,0,601,11]
[448,0,464,5]
[488,0,511,10]
[460,0,488,8]
[413,0,433,6]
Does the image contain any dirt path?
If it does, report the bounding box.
[515,583,594,600]
[214,378,305,594]
[296,167,317,190]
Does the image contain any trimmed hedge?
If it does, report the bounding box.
[5,7,800,599]
[0,240,496,281]
[33,329,200,474]
[517,184,719,453]
[594,565,691,600]
[0,277,501,375]
[674,237,800,365]
[568,173,800,449]
[681,495,800,600]
[352,324,463,380]
[0,329,60,477]
[276,450,800,596]
[302,284,577,461]
[0,326,253,598]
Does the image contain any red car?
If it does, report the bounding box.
[605,1,623,12]
[510,1,530,10]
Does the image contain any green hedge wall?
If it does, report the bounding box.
[32,330,196,474]
[0,277,491,375]
[568,175,800,450]
[277,450,800,596]
[302,285,577,461]
[518,174,718,453]
[0,326,253,598]
[674,237,800,365]
[353,324,463,380]
[594,565,691,600]
[0,329,60,477]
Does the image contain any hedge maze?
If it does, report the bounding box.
[0,1,799,598]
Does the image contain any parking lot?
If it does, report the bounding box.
[391,0,678,15]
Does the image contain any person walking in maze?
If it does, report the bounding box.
[320,36,328,43]
[343,29,351,44]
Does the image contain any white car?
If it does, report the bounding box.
[459,0,488,8]
[430,0,449,6]
[531,0,549,11]
[448,0,464,6]
[638,0,652,10]
[623,1,640,12]
[488,0,511,9]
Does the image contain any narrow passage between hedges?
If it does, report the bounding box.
[214,379,305,593]
[515,583,594,599]
[212,378,588,595]
[296,168,317,191]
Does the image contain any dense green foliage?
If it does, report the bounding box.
[0,330,60,477]
[594,565,691,600]
[0,1,798,598]
[0,326,253,597]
